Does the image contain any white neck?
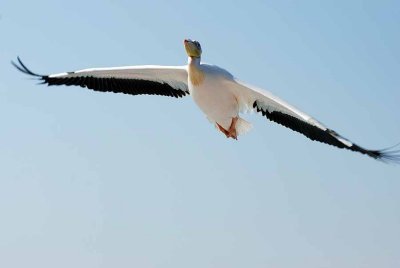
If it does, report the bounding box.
[188,56,201,66]
[187,56,204,86]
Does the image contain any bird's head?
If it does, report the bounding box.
[184,39,202,58]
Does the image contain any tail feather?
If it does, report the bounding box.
[236,117,253,136]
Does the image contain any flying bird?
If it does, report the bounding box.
[12,39,399,163]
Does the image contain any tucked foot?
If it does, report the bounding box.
[216,117,238,140]
[227,117,238,140]
[216,123,230,138]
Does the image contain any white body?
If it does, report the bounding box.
[188,60,239,130]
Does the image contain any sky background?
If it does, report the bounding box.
[1,0,400,267]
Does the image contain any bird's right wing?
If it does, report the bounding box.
[12,57,189,98]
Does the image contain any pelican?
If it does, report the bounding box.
[12,39,399,163]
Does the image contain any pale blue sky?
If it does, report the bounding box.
[1,0,400,267]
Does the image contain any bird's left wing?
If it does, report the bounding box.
[12,57,189,98]
[229,79,399,162]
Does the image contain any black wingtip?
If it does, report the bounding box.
[362,143,400,164]
[11,56,45,78]
[375,146,400,164]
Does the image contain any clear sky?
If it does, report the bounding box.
[1,0,400,267]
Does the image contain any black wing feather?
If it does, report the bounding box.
[12,57,189,98]
[253,101,400,163]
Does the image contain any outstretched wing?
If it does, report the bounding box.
[12,57,189,98]
[230,79,399,163]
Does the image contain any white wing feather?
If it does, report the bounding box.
[229,79,328,131]
[50,65,189,92]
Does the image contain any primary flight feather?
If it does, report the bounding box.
[12,39,400,163]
